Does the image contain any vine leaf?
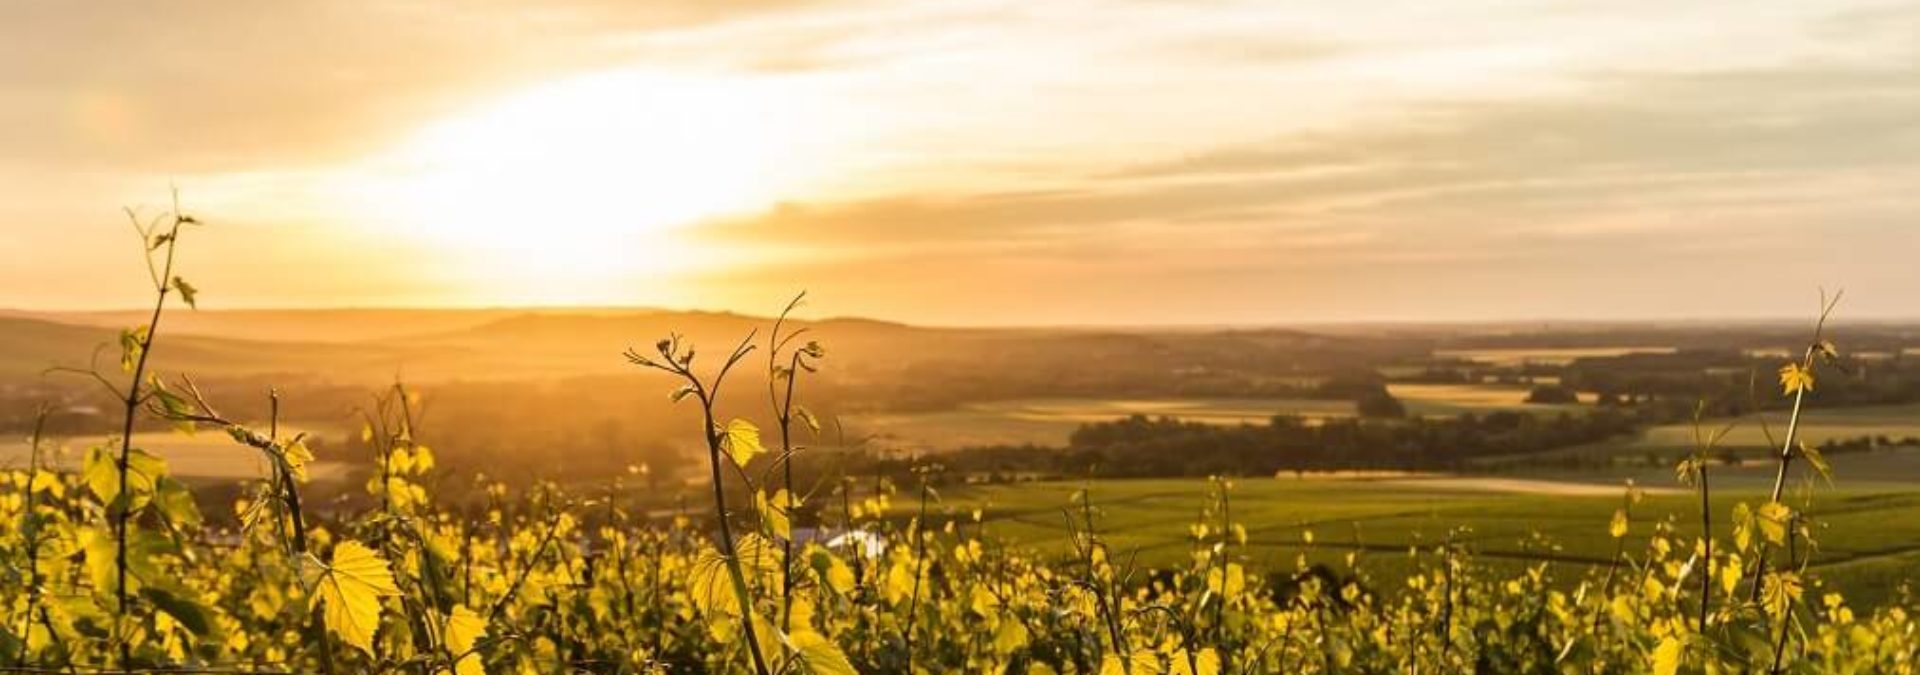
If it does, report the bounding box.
[723,418,766,468]
[787,630,857,675]
[171,276,199,309]
[1778,362,1815,396]
[304,540,402,654]
[1757,501,1792,546]
[1652,636,1682,675]
[443,604,488,675]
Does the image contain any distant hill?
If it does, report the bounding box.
[0,315,438,382]
[4,308,625,344]
[0,308,1422,397]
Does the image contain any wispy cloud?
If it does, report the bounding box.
[1,0,1915,320]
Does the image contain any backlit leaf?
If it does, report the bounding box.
[1652,636,1682,675]
[305,540,402,654]
[723,418,765,468]
[787,630,857,675]
[1757,501,1791,546]
[1778,362,1815,396]
[443,604,487,675]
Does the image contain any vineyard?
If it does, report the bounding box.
[3,211,1918,674]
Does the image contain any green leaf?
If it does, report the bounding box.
[722,418,765,468]
[142,585,218,637]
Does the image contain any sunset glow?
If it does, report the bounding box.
[2,1,1917,321]
[332,70,832,305]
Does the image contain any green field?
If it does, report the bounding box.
[927,468,1920,605]
[1629,403,1920,451]
[851,386,1588,450]
[848,398,1354,450]
[1494,402,1920,470]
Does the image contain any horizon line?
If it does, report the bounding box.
[6,303,1918,332]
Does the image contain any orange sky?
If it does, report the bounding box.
[2,1,1917,324]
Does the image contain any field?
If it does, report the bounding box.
[934,464,1920,606]
[850,386,1590,450]
[0,426,349,481]
[1493,402,1920,469]
[848,398,1351,450]
[1627,403,1920,451]
[1433,346,1677,366]
[1386,382,1592,415]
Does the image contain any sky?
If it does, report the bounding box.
[1,0,1916,325]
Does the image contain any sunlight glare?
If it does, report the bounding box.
[347,69,823,305]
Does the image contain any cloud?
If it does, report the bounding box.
[0,0,836,173]
[682,51,1920,322]
[711,56,1920,245]
[5,0,1917,321]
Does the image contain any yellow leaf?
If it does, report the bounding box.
[305,540,402,654]
[1720,553,1743,597]
[811,548,856,595]
[282,440,314,482]
[787,630,857,675]
[992,620,1029,654]
[723,419,765,468]
[443,604,487,675]
[1757,501,1791,546]
[1609,509,1629,539]
[794,405,822,437]
[1195,648,1222,675]
[1778,362,1815,396]
[759,489,793,540]
[884,560,917,605]
[688,546,740,617]
[1652,636,1682,675]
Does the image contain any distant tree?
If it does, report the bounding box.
[1524,384,1580,405]
[1356,390,1406,419]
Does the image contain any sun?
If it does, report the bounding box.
[344,69,824,305]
